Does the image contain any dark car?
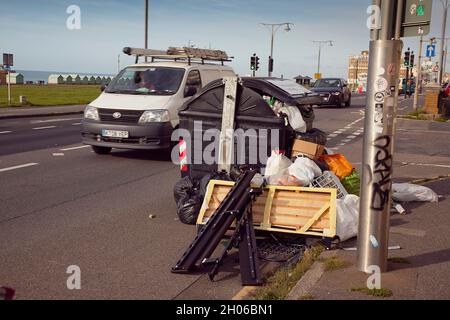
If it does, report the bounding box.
[310,78,351,108]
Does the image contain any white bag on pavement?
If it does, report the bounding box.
[336,195,360,242]
[392,183,439,203]
[287,157,322,186]
[280,106,307,133]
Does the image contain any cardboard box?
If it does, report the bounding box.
[292,139,325,160]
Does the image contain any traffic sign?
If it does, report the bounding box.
[314,73,322,80]
[401,0,433,38]
[3,53,13,67]
[426,44,436,57]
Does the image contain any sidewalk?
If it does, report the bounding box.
[0,105,85,119]
[288,174,450,300]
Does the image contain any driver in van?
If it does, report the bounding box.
[135,71,155,91]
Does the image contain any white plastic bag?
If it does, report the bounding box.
[264,151,292,177]
[336,195,360,242]
[280,106,307,133]
[287,157,322,186]
[392,183,439,203]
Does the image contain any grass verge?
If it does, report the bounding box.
[0,85,101,107]
[320,256,351,272]
[351,287,393,298]
[251,245,325,300]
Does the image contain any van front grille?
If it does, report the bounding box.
[98,109,144,124]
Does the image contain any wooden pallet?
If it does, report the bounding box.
[197,180,337,238]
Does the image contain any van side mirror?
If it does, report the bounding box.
[184,86,198,98]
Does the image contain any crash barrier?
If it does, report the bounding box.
[197,180,337,239]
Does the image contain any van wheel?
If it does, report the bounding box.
[92,146,112,155]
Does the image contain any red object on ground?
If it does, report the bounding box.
[1,287,16,300]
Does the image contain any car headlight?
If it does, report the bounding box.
[139,110,170,123]
[332,92,341,96]
[84,106,99,120]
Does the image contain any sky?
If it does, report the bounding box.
[0,0,448,79]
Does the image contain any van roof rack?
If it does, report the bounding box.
[123,47,233,66]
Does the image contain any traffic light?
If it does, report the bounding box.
[404,50,410,67]
[410,52,415,68]
[255,56,260,71]
[268,57,274,73]
[250,54,256,71]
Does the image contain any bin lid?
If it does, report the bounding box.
[179,78,285,120]
[241,77,320,106]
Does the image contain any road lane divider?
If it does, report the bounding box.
[30,118,80,124]
[0,163,39,173]
[60,145,90,152]
[0,131,12,134]
[33,126,57,130]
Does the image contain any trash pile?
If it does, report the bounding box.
[172,82,440,285]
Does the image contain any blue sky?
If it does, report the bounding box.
[0,0,448,78]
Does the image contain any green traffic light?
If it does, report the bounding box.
[417,5,425,17]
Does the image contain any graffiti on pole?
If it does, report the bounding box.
[370,135,393,211]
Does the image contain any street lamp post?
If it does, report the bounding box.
[438,0,450,84]
[312,40,334,79]
[260,22,294,77]
[144,0,149,62]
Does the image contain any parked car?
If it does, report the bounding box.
[310,78,351,108]
[82,55,236,155]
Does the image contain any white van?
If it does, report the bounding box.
[82,58,235,154]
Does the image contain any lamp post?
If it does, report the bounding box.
[438,0,450,84]
[312,40,334,79]
[144,0,149,62]
[260,22,294,77]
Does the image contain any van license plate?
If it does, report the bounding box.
[102,129,129,138]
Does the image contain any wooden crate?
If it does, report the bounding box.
[197,180,337,238]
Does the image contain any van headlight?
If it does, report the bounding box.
[84,106,99,121]
[139,110,170,123]
[332,92,341,96]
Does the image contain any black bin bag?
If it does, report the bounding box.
[173,177,202,225]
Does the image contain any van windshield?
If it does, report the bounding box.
[106,67,185,95]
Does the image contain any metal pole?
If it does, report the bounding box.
[269,26,275,77]
[7,70,11,106]
[438,0,449,84]
[317,44,322,75]
[413,37,423,110]
[357,0,402,274]
[144,0,149,63]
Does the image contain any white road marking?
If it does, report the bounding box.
[341,139,352,143]
[0,163,39,173]
[0,131,12,134]
[30,118,80,124]
[52,153,65,157]
[402,162,450,169]
[33,126,57,130]
[60,145,90,151]
[329,134,338,138]
[346,135,357,139]
[397,128,450,135]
